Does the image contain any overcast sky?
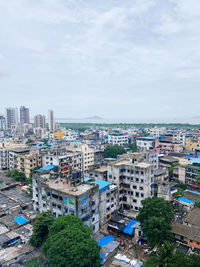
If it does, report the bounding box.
[0,0,200,121]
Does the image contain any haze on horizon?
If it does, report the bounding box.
[0,0,200,122]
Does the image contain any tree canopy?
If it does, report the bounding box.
[136,198,175,247]
[29,211,53,247]
[104,144,125,158]
[144,242,200,267]
[41,215,101,267]
[6,169,26,182]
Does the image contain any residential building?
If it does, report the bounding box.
[185,135,200,152]
[136,137,155,151]
[6,107,18,129]
[0,115,6,130]
[32,174,100,232]
[34,114,45,128]
[8,147,30,170]
[107,155,154,212]
[108,132,129,146]
[53,130,64,139]
[20,106,29,125]
[74,144,95,173]
[48,109,55,132]
[17,150,42,178]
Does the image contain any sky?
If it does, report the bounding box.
[0,0,200,122]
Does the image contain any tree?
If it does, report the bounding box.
[104,144,125,158]
[144,242,200,267]
[136,198,175,248]
[29,211,53,247]
[128,141,137,152]
[6,169,26,182]
[42,215,101,267]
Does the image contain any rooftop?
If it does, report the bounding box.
[42,178,97,196]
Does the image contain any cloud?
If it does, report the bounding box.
[0,0,200,120]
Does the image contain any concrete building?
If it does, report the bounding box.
[136,137,155,151]
[17,150,42,178]
[185,135,200,152]
[107,155,154,212]
[108,132,129,146]
[34,114,45,128]
[6,108,18,130]
[8,147,30,170]
[32,174,100,232]
[0,115,6,130]
[84,177,119,224]
[19,106,29,125]
[48,109,55,133]
[75,144,95,173]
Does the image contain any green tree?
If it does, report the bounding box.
[128,141,137,152]
[144,242,200,267]
[136,198,174,248]
[42,215,101,267]
[6,169,26,182]
[104,144,125,158]
[29,211,53,247]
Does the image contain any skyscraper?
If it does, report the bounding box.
[48,109,55,132]
[20,106,30,124]
[6,108,18,129]
[0,115,6,130]
[34,114,46,128]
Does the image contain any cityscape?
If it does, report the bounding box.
[1,0,200,267]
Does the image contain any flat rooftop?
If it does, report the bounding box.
[43,178,96,196]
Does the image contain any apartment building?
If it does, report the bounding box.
[34,114,45,128]
[74,145,94,173]
[19,106,29,125]
[84,177,119,225]
[42,149,82,178]
[108,132,129,146]
[107,157,154,212]
[17,150,42,178]
[6,108,18,130]
[32,174,100,232]
[148,127,166,137]
[0,149,8,170]
[8,147,30,170]
[136,137,155,151]
[185,135,200,152]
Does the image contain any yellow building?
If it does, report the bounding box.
[17,150,42,178]
[53,130,64,139]
[185,136,200,152]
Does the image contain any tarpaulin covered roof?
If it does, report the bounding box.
[13,216,28,225]
[36,164,55,172]
[123,220,138,235]
[98,235,115,247]
[178,196,195,204]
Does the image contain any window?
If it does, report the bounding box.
[133,185,137,189]
[140,187,144,191]
[136,192,139,197]
[133,199,137,203]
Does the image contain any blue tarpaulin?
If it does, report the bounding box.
[123,220,138,235]
[13,216,28,225]
[178,196,195,204]
[98,235,115,247]
[36,164,55,172]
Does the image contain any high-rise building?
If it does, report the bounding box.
[20,106,29,124]
[6,108,18,129]
[48,109,55,132]
[34,114,46,128]
[0,115,6,130]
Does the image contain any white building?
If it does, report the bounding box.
[108,133,129,146]
[136,137,155,151]
[107,154,154,212]
[34,114,46,128]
